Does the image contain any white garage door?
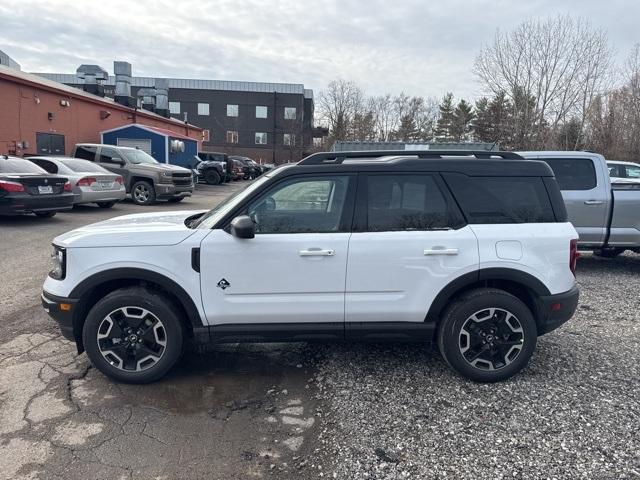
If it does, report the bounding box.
[116,138,152,155]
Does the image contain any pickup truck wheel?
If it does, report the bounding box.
[132,181,156,205]
[204,170,221,185]
[593,247,625,258]
[82,287,184,383]
[437,288,537,383]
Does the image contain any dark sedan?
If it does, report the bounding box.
[0,156,74,217]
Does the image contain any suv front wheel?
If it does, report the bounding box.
[131,180,156,205]
[82,287,184,383]
[437,288,537,383]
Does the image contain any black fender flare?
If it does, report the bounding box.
[70,267,204,329]
[425,268,550,322]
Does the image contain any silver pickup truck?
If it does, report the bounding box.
[520,151,640,258]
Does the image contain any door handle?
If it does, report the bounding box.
[299,248,335,257]
[584,200,604,205]
[424,247,459,256]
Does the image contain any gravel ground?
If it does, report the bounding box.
[307,252,640,480]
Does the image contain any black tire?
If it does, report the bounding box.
[437,288,537,383]
[35,211,56,218]
[204,169,221,185]
[168,197,184,203]
[97,202,116,209]
[593,247,625,258]
[82,287,184,384]
[131,180,156,205]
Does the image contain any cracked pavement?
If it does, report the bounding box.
[0,184,321,480]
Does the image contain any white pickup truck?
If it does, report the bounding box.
[520,151,640,257]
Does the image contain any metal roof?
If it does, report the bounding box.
[101,123,197,141]
[0,65,202,130]
[333,141,498,152]
[34,73,308,95]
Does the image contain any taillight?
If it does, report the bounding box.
[76,177,96,186]
[569,239,579,276]
[115,176,124,185]
[0,180,25,192]
[64,182,72,192]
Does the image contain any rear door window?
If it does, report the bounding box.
[365,175,462,231]
[543,158,597,190]
[443,174,556,224]
[74,146,97,161]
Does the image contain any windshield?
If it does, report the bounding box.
[123,149,158,164]
[0,159,48,174]
[194,175,272,229]
[62,159,109,173]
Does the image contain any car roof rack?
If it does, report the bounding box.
[298,150,523,165]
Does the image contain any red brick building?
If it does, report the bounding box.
[0,65,203,157]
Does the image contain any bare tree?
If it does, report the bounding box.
[316,80,366,146]
[474,15,612,149]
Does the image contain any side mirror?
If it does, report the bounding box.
[119,160,126,166]
[230,215,255,239]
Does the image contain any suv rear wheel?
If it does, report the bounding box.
[437,288,537,383]
[82,287,184,383]
[132,180,156,205]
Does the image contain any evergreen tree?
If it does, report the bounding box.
[434,93,455,141]
[451,99,475,141]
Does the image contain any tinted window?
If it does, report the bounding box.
[248,176,350,233]
[31,159,58,174]
[62,159,109,173]
[0,159,48,174]
[444,174,556,224]
[367,175,456,231]
[544,158,597,190]
[608,163,624,178]
[74,146,97,161]
[99,148,124,164]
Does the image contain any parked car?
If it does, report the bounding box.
[192,155,226,185]
[230,156,261,179]
[28,156,126,208]
[42,150,579,384]
[198,152,232,182]
[519,151,640,258]
[72,144,193,205]
[0,155,73,217]
[607,160,640,183]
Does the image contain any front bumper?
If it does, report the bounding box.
[42,290,78,342]
[155,182,193,200]
[538,285,580,335]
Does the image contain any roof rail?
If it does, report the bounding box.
[298,150,523,165]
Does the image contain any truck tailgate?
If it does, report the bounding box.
[609,183,640,246]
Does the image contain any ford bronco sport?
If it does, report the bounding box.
[42,150,579,384]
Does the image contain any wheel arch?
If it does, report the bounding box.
[129,175,156,190]
[426,268,550,329]
[69,268,204,353]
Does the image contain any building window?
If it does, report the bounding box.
[198,103,210,116]
[283,133,296,146]
[256,106,268,118]
[255,132,268,145]
[284,107,297,120]
[313,137,323,147]
[227,104,239,117]
[226,131,239,144]
[169,102,181,114]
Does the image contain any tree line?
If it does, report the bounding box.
[317,15,640,162]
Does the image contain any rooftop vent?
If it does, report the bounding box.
[114,61,134,107]
[76,64,108,97]
[0,50,21,71]
[137,87,156,112]
[154,78,170,118]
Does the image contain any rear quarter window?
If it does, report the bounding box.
[443,173,556,224]
[543,158,597,190]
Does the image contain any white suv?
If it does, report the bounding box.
[42,150,580,384]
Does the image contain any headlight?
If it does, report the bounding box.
[161,172,173,178]
[49,245,66,280]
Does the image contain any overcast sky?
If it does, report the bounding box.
[0,0,638,100]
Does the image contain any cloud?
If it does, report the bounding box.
[0,0,637,101]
